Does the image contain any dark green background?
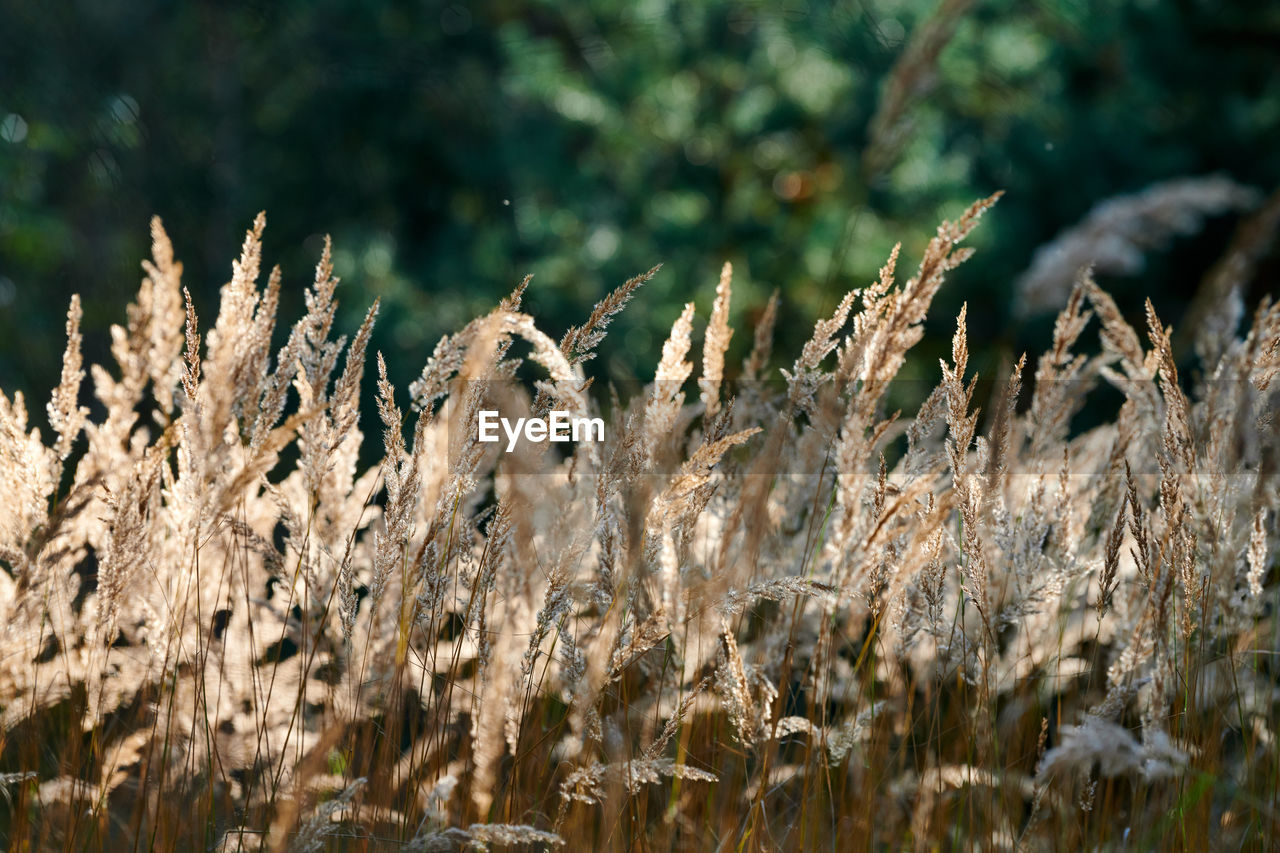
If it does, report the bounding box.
[2,0,1278,422]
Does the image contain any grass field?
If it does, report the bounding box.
[0,196,1277,850]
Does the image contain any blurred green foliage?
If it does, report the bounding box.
[2,0,1278,414]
